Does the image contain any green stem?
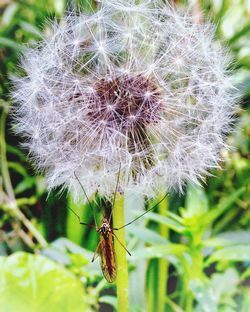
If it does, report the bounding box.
[113,193,129,312]
[158,194,169,312]
[186,293,193,312]
[147,259,158,312]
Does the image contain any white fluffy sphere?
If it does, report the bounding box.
[12,0,238,199]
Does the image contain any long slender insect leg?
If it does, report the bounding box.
[112,192,169,230]
[91,239,102,262]
[74,171,99,230]
[112,232,131,256]
[68,206,95,228]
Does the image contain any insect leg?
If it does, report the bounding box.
[74,171,98,229]
[112,232,131,256]
[68,206,95,228]
[112,192,169,230]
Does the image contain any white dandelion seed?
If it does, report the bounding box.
[12,0,238,199]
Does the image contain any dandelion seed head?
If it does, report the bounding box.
[12,0,238,200]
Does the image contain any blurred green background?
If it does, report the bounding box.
[0,0,249,311]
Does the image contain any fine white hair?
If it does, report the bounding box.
[12,0,238,200]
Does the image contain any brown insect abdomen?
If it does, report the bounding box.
[100,234,117,283]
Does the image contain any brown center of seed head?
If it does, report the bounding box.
[88,74,162,132]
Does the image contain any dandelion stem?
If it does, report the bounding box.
[158,194,169,312]
[113,192,129,312]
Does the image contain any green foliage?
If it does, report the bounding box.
[0,0,249,311]
[0,252,88,312]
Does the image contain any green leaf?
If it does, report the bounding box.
[53,0,66,16]
[8,161,28,176]
[241,267,250,280]
[69,253,88,267]
[210,268,239,302]
[232,69,250,97]
[183,183,209,218]
[49,237,94,260]
[74,0,96,12]
[46,238,100,274]
[0,37,22,50]
[190,269,239,311]
[131,243,188,260]
[6,145,27,161]
[128,225,167,244]
[15,177,35,194]
[1,3,19,27]
[189,279,217,312]
[207,245,250,264]
[16,197,37,206]
[206,187,246,223]
[229,24,250,44]
[239,288,250,312]
[19,21,43,38]
[204,231,250,248]
[0,252,88,312]
[146,212,185,233]
[99,295,117,309]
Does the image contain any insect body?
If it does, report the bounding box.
[69,205,118,283]
[70,170,167,283]
[93,218,117,283]
[90,218,131,283]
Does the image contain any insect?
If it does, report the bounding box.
[69,168,168,283]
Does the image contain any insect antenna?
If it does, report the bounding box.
[113,192,169,231]
[108,163,121,225]
[72,171,98,229]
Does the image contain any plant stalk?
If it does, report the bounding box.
[113,192,129,312]
[158,194,169,312]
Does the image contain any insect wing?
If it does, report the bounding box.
[99,233,117,283]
